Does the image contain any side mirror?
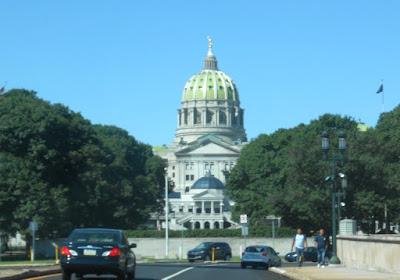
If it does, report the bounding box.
[276,252,280,255]
[129,243,137,249]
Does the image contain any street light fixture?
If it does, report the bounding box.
[321,130,347,265]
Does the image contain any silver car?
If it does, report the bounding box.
[241,245,282,270]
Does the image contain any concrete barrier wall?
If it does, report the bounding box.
[337,235,400,274]
[127,237,293,259]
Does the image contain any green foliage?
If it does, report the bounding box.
[0,89,164,237]
[228,108,400,234]
[124,226,294,238]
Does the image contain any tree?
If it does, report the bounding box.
[0,89,162,237]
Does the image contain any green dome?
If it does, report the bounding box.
[182,47,239,102]
[182,70,239,102]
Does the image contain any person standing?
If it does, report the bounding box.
[314,229,328,268]
[291,228,308,267]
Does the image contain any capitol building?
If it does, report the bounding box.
[155,39,247,230]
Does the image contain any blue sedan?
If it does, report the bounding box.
[241,245,281,270]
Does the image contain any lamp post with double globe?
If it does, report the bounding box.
[321,131,347,265]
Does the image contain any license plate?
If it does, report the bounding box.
[83,249,97,256]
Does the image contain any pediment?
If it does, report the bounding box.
[192,191,225,200]
[176,140,240,156]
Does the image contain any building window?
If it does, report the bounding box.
[172,173,175,178]
[185,187,190,193]
[172,166,175,170]
[190,175,194,181]
[186,175,190,181]
[205,162,215,171]
[225,161,234,171]
[185,162,194,170]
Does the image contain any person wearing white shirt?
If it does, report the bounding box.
[291,228,308,267]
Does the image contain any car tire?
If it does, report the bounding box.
[189,259,194,263]
[225,255,231,261]
[62,271,71,280]
[265,261,271,270]
[204,255,211,261]
[117,270,127,280]
[241,262,246,269]
[278,260,282,267]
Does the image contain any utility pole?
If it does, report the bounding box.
[164,168,169,259]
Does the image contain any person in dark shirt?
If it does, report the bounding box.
[314,229,328,268]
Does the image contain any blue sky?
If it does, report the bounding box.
[1,1,399,145]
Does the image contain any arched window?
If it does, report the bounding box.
[204,222,210,229]
[206,110,214,124]
[195,222,201,229]
[219,111,227,125]
[214,222,220,229]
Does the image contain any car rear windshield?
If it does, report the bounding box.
[69,231,119,244]
[245,246,265,253]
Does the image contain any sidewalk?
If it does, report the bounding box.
[0,264,61,280]
[270,266,400,280]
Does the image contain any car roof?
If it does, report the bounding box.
[247,245,269,248]
[73,228,122,232]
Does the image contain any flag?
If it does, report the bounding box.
[0,86,4,94]
[376,84,383,94]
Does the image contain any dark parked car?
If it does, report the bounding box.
[187,242,232,262]
[285,247,332,263]
[241,245,281,270]
[60,228,136,280]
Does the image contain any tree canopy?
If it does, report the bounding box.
[0,89,165,237]
[227,109,400,234]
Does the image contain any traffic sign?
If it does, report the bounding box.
[240,214,247,224]
[29,221,38,231]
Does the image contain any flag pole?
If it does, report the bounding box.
[382,79,384,113]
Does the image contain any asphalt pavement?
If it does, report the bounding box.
[30,262,297,280]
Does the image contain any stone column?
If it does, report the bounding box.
[200,221,204,229]
[237,109,242,127]
[202,109,206,126]
[219,221,224,229]
[227,108,232,126]
[216,109,220,126]
[177,109,181,127]
[201,201,205,214]
[219,202,223,214]
[210,221,214,229]
[211,201,214,214]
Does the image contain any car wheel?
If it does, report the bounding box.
[117,270,127,280]
[62,271,71,280]
[225,255,231,261]
[189,259,194,263]
[241,262,246,269]
[278,260,282,267]
[204,255,211,261]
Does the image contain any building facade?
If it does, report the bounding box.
[158,39,247,230]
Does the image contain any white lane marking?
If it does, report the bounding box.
[161,267,195,280]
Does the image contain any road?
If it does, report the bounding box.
[33,262,307,280]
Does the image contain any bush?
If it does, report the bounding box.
[124,226,295,238]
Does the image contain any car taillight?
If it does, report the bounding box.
[61,246,71,256]
[262,251,268,256]
[242,251,245,256]
[109,247,121,257]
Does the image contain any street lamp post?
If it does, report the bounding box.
[321,131,347,265]
[164,168,169,259]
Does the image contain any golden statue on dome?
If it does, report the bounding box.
[207,36,212,49]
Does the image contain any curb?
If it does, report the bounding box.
[0,267,61,280]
